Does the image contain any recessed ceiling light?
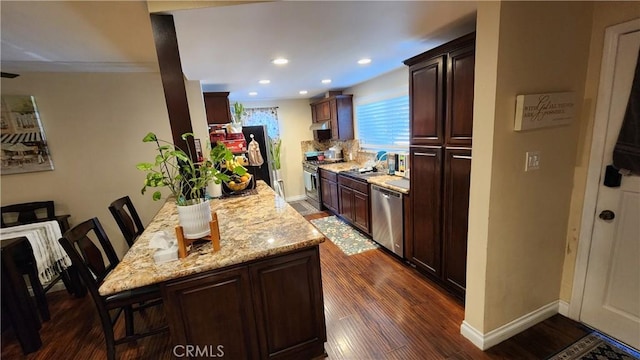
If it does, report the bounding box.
[272,58,289,65]
[299,90,308,95]
[321,79,332,84]
[259,79,270,84]
[357,58,372,65]
[249,91,258,96]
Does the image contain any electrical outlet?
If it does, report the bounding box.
[525,151,540,171]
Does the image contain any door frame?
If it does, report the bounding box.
[569,18,640,320]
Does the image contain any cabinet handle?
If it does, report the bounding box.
[452,155,472,160]
[414,152,436,157]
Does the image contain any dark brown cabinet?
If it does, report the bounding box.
[409,56,444,145]
[337,174,370,235]
[408,147,442,277]
[442,148,472,294]
[320,169,339,213]
[162,247,326,360]
[310,95,354,140]
[250,248,326,359]
[404,33,475,299]
[446,45,475,146]
[163,267,260,360]
[405,33,475,147]
[203,91,232,124]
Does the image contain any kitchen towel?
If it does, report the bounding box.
[248,137,264,166]
[0,220,71,283]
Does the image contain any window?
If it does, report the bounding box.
[356,95,409,150]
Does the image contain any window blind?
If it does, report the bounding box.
[356,95,409,149]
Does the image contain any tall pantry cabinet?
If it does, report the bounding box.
[404,33,475,298]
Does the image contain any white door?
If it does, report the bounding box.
[580,27,640,349]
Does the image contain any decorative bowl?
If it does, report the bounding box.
[226,174,252,192]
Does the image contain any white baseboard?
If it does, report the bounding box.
[461,300,560,350]
[286,195,308,202]
[558,300,570,316]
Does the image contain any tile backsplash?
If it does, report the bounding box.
[300,139,359,161]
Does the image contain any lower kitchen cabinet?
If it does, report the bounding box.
[408,147,442,277]
[320,169,339,213]
[162,267,260,359]
[338,174,370,235]
[162,247,326,360]
[250,248,326,359]
[442,148,472,295]
[407,146,471,299]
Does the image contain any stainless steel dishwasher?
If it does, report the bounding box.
[371,184,404,257]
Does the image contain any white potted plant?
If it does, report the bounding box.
[137,132,246,238]
[230,101,244,133]
[270,138,282,180]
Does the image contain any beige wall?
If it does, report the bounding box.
[464,0,501,331]
[0,72,171,257]
[560,2,640,301]
[465,1,593,333]
[237,99,314,200]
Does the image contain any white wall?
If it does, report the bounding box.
[237,99,314,200]
[1,72,171,257]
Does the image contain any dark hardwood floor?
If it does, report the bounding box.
[2,210,589,359]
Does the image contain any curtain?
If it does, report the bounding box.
[243,107,280,139]
[613,48,640,174]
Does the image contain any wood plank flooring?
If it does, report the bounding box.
[2,211,589,359]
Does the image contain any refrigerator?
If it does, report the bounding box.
[242,125,274,187]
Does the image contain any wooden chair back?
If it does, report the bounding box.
[108,196,144,247]
[1,201,55,227]
[59,218,119,286]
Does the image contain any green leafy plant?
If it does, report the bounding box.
[232,102,244,124]
[269,138,282,170]
[136,132,246,206]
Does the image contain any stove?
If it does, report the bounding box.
[302,159,344,210]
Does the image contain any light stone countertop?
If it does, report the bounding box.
[318,163,410,194]
[99,182,325,296]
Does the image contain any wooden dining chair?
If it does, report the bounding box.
[58,217,167,360]
[108,196,144,248]
[0,200,75,321]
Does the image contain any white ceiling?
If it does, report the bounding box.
[1,1,477,101]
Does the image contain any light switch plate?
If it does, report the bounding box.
[525,151,540,171]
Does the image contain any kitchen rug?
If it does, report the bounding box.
[310,216,379,256]
[547,332,640,360]
[288,200,322,216]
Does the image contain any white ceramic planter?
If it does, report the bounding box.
[207,181,222,198]
[177,199,212,239]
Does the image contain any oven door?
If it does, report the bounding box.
[303,169,319,200]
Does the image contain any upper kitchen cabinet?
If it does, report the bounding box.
[203,92,232,124]
[446,44,475,146]
[404,33,475,146]
[407,56,445,145]
[310,94,354,141]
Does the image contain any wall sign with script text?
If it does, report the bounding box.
[514,92,575,131]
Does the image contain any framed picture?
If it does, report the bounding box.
[1,95,55,175]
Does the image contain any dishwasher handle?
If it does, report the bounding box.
[372,185,402,199]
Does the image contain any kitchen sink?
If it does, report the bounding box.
[339,170,383,180]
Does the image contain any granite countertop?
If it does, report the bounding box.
[99,182,325,296]
[317,161,360,173]
[318,163,410,194]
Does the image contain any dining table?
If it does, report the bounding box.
[99,181,328,359]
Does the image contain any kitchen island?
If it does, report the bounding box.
[100,182,327,360]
